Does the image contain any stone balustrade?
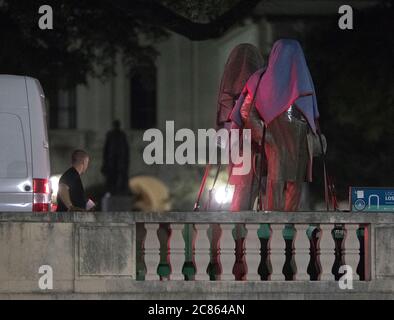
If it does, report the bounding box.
[0,211,393,299]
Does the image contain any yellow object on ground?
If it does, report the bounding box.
[129,176,171,212]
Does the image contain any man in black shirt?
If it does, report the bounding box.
[57,150,90,212]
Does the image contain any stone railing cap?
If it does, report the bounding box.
[0,211,394,224]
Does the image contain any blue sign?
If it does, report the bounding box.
[350,187,394,212]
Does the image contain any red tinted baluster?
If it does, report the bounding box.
[232,224,248,281]
[206,223,223,280]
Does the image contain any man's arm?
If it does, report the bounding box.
[58,183,85,211]
[58,183,72,210]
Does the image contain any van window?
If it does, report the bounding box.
[0,113,28,178]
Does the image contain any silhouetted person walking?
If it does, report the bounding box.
[101,120,129,195]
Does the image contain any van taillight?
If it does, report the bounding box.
[33,203,50,212]
[33,178,50,212]
[33,178,50,194]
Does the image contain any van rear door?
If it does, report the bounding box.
[0,76,33,211]
[26,77,51,211]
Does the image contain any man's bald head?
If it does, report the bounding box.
[71,150,90,175]
[72,150,89,165]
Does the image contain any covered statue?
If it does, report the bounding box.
[231,39,324,211]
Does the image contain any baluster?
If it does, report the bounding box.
[282,224,297,281]
[170,224,184,280]
[206,223,222,280]
[245,224,260,281]
[194,224,210,280]
[271,224,286,280]
[136,223,147,281]
[232,224,248,280]
[145,224,160,280]
[157,223,172,280]
[294,224,310,281]
[357,224,370,281]
[331,224,347,281]
[306,225,322,281]
[182,224,197,280]
[221,224,235,280]
[319,224,334,280]
[346,224,359,279]
[257,224,272,280]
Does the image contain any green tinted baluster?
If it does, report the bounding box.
[257,223,272,280]
[306,225,322,281]
[182,224,197,280]
[282,224,297,280]
[331,224,347,281]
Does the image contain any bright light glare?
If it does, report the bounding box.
[50,175,61,201]
[214,185,234,204]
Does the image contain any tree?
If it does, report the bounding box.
[0,0,261,90]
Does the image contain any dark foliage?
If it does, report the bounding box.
[0,0,260,90]
[303,2,394,200]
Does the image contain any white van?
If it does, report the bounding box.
[0,75,51,212]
